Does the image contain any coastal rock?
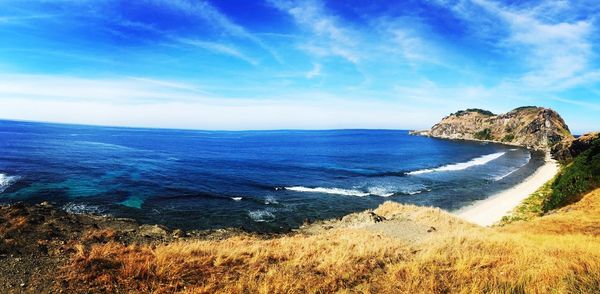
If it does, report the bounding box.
[139,224,169,238]
[416,106,573,151]
[551,132,600,163]
[340,211,386,228]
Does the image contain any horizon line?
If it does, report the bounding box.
[0,118,416,133]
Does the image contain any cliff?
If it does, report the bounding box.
[551,132,600,163]
[414,106,573,151]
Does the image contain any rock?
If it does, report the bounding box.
[552,132,600,163]
[341,211,386,228]
[427,226,437,233]
[39,201,53,208]
[172,229,184,238]
[415,106,573,151]
[138,225,168,238]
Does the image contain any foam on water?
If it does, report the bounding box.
[366,186,395,197]
[248,209,276,222]
[285,185,429,197]
[231,197,243,201]
[264,195,279,204]
[0,173,18,193]
[493,153,531,181]
[63,202,107,215]
[408,152,506,175]
[286,186,370,197]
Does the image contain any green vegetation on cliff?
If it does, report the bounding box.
[474,128,492,140]
[544,136,600,211]
[452,108,495,117]
[501,134,515,142]
[512,106,539,112]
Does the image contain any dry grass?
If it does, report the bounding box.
[499,187,600,236]
[59,189,600,293]
[498,176,555,225]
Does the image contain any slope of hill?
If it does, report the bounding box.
[54,190,600,293]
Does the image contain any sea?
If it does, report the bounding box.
[0,120,544,232]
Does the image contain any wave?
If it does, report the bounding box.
[285,186,371,197]
[0,173,19,193]
[284,185,429,197]
[231,197,243,201]
[74,140,135,151]
[407,152,506,175]
[493,153,531,181]
[366,187,395,197]
[248,209,276,222]
[493,169,518,181]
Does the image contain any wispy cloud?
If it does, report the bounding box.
[179,39,258,65]
[153,0,282,63]
[0,74,207,104]
[0,14,58,25]
[268,0,361,64]
[435,0,598,91]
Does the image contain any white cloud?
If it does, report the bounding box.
[0,74,206,103]
[305,63,321,79]
[436,0,598,91]
[0,73,438,130]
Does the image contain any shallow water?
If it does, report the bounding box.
[0,120,543,232]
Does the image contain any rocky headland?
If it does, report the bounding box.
[411,106,573,152]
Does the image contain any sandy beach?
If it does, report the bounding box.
[455,153,559,226]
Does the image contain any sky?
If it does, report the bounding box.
[0,0,598,133]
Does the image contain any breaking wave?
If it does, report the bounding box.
[407,152,506,175]
[493,153,531,181]
[283,185,429,197]
[0,173,18,193]
[285,186,371,197]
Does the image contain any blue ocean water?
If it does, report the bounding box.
[0,120,544,232]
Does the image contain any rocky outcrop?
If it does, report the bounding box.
[414,106,573,151]
[552,132,600,163]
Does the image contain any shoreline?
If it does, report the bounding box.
[409,131,545,151]
[454,152,559,226]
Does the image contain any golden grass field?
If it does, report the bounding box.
[60,188,600,293]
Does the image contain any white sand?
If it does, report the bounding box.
[455,153,559,226]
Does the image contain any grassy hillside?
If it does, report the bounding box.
[59,192,600,293]
[544,136,600,211]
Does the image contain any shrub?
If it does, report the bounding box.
[502,134,515,142]
[453,109,495,117]
[474,128,492,140]
[544,137,600,211]
[512,106,539,112]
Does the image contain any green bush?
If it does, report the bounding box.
[453,108,495,117]
[543,137,600,211]
[502,134,515,142]
[512,106,539,112]
[474,128,492,140]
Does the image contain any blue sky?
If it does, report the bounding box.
[0,0,598,133]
